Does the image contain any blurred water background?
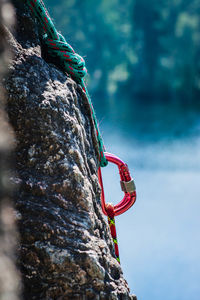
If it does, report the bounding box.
[46,0,200,299]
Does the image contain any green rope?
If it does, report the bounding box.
[26,0,108,167]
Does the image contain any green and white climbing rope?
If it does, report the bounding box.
[26,0,108,167]
[25,0,137,264]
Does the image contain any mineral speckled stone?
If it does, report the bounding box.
[4,1,137,299]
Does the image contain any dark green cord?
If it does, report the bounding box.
[26,0,108,167]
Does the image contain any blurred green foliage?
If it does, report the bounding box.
[45,0,200,131]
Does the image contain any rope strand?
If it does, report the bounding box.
[25,1,137,264]
[106,203,121,263]
[26,0,108,167]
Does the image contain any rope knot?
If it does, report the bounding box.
[105,203,115,219]
[27,0,107,167]
[44,34,87,82]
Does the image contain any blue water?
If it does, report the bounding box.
[101,130,200,300]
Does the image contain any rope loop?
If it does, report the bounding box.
[44,37,87,82]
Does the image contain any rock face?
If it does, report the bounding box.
[3,1,137,299]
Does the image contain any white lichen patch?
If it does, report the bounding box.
[69,148,85,173]
[59,158,69,172]
[28,145,36,157]
[58,149,64,155]
[61,179,70,192]
[44,160,51,171]
[72,165,84,184]
[54,154,61,161]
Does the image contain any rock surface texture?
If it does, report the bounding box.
[4,1,137,299]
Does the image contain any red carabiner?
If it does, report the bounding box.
[98,152,136,217]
